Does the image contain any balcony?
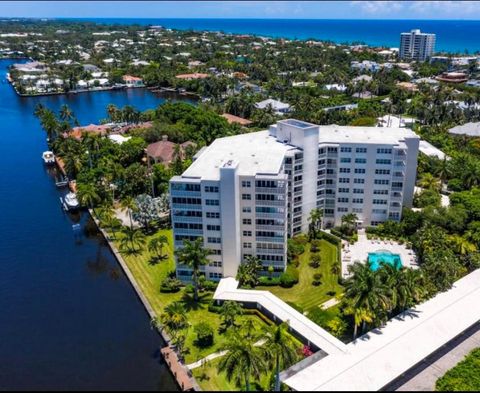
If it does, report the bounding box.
[256,236,285,243]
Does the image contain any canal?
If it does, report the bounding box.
[0,58,187,390]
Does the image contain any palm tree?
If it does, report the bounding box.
[160,301,188,338]
[344,305,373,340]
[448,235,477,256]
[59,104,74,123]
[308,208,323,239]
[417,173,440,191]
[101,215,122,240]
[148,235,169,260]
[120,226,146,253]
[63,152,83,178]
[121,196,137,229]
[264,321,298,391]
[236,255,262,288]
[344,262,391,333]
[77,183,100,211]
[341,213,358,236]
[175,238,211,302]
[217,334,267,391]
[220,300,243,328]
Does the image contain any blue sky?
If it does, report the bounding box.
[1,1,480,20]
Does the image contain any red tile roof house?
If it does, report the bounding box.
[65,124,111,140]
[145,136,195,166]
[221,113,253,126]
[122,75,145,88]
[175,73,209,80]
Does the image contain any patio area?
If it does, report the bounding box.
[341,229,418,277]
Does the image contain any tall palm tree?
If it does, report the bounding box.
[344,262,391,332]
[148,235,169,260]
[341,213,358,235]
[121,196,137,229]
[308,208,323,239]
[160,301,188,339]
[59,104,75,123]
[120,226,146,252]
[344,306,373,340]
[175,237,211,302]
[448,235,477,256]
[265,322,298,391]
[217,334,267,391]
[101,215,122,240]
[220,300,243,328]
[417,172,441,191]
[63,152,83,178]
[77,183,100,210]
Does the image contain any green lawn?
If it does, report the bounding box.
[436,347,480,391]
[257,239,344,313]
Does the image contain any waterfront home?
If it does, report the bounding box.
[377,114,416,129]
[68,124,111,140]
[122,75,144,88]
[12,61,47,73]
[175,72,209,80]
[323,83,347,92]
[255,98,292,115]
[449,122,480,137]
[396,81,419,92]
[221,113,253,126]
[146,136,195,166]
[350,60,380,72]
[323,103,358,112]
[82,64,100,72]
[352,75,372,84]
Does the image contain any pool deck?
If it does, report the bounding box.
[341,230,417,277]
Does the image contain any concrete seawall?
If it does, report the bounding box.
[88,210,200,391]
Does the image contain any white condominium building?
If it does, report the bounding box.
[400,29,436,62]
[170,119,419,282]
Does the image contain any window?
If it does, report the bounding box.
[206,212,220,218]
[353,208,363,213]
[294,164,303,171]
[172,197,201,205]
[327,147,338,153]
[340,147,352,153]
[356,147,367,153]
[318,148,325,155]
[376,159,391,165]
[256,194,275,201]
[338,188,350,193]
[243,231,252,237]
[171,183,201,191]
[339,168,351,173]
[373,189,389,195]
[352,198,364,204]
[242,180,251,188]
[205,199,219,206]
[373,209,387,214]
[242,194,251,200]
[210,249,222,255]
[204,186,219,193]
[242,219,252,225]
[326,179,334,185]
[340,157,351,163]
[354,168,366,174]
[256,180,278,188]
[355,158,367,164]
[209,272,223,279]
[354,178,365,184]
[174,223,203,230]
[209,261,222,267]
[373,199,388,205]
[339,178,350,183]
[337,197,349,203]
[374,179,390,185]
[206,224,220,231]
[337,207,348,212]
[207,237,221,243]
[242,207,251,213]
[375,169,390,175]
[353,188,364,194]
[392,182,403,188]
[243,242,252,249]
[377,148,392,154]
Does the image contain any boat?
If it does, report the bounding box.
[62,192,80,211]
[42,151,55,165]
[55,174,69,188]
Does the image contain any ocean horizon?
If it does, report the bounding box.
[57,18,480,54]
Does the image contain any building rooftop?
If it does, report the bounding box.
[177,123,419,181]
[283,268,480,391]
[449,122,480,136]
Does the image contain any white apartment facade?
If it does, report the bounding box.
[400,29,436,62]
[170,119,419,281]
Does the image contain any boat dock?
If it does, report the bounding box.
[161,346,195,391]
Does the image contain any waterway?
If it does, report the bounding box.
[0,58,191,390]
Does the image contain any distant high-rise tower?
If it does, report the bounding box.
[399,29,436,62]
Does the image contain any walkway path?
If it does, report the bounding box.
[394,323,480,391]
[186,339,266,370]
[320,298,340,310]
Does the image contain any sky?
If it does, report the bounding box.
[1,1,480,20]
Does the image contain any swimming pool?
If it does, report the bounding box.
[368,250,402,271]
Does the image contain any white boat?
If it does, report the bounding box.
[42,151,55,165]
[63,192,79,211]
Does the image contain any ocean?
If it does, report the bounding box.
[66,18,480,54]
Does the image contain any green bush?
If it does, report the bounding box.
[319,230,341,245]
[194,322,214,348]
[309,252,321,268]
[160,277,182,293]
[312,272,322,286]
[202,280,218,292]
[308,308,338,328]
[258,276,281,286]
[185,284,194,293]
[436,348,480,391]
[279,265,299,288]
[208,300,222,313]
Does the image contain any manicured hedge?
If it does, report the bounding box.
[258,276,281,286]
[436,348,480,391]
